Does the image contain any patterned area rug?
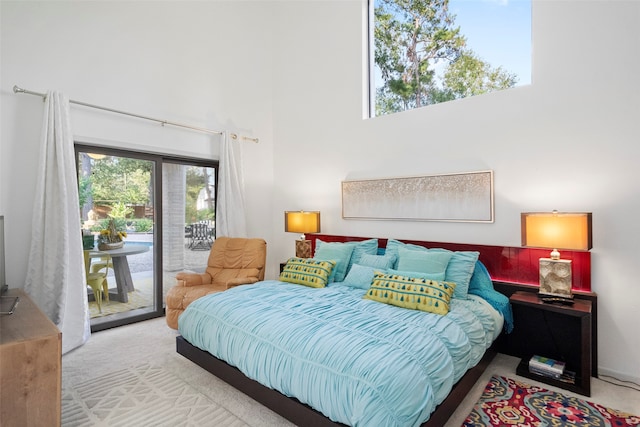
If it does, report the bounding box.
[62,364,248,427]
[89,290,152,318]
[463,376,640,427]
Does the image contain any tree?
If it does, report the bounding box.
[436,50,518,102]
[185,166,215,223]
[90,157,152,207]
[374,0,518,115]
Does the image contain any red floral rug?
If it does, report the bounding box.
[463,375,640,427]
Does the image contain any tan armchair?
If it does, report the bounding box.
[166,237,267,329]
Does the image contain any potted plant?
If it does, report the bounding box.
[97,218,127,250]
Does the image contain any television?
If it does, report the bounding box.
[0,215,19,314]
[0,215,6,295]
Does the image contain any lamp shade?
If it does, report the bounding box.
[284,211,321,235]
[521,211,592,252]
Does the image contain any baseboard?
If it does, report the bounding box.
[597,367,640,387]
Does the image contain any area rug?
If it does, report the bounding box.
[89,274,154,318]
[463,375,640,427]
[62,363,248,427]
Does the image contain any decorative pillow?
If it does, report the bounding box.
[384,239,430,268]
[429,248,479,299]
[396,247,453,277]
[279,257,336,288]
[386,268,445,282]
[348,239,379,272]
[359,253,396,269]
[363,272,456,315]
[338,264,379,290]
[313,240,355,282]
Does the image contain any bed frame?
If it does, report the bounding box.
[176,233,593,426]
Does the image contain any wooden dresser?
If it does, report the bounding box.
[0,289,61,427]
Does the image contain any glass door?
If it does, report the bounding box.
[162,162,217,297]
[76,146,161,331]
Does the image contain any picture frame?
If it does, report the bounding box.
[341,170,494,223]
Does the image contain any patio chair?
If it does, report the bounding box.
[166,236,267,329]
[84,251,110,313]
[89,255,112,303]
[188,222,213,250]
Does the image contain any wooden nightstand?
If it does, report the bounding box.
[509,291,593,396]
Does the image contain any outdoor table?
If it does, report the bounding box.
[88,243,150,303]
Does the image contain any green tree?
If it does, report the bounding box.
[90,157,152,207]
[435,50,518,102]
[374,0,518,115]
[185,166,215,223]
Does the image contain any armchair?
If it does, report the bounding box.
[166,236,267,329]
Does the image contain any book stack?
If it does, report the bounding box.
[528,355,566,379]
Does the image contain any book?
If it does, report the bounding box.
[529,366,561,379]
[529,355,565,376]
[528,366,576,384]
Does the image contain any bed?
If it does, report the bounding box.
[175,234,591,426]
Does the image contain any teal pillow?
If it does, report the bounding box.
[386,268,446,282]
[359,253,396,269]
[384,239,428,268]
[348,239,379,272]
[314,240,355,282]
[338,264,379,290]
[396,247,453,277]
[429,248,479,299]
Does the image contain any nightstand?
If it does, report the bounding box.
[509,291,593,396]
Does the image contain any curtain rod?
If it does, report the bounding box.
[13,85,259,143]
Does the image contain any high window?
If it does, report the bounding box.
[369,0,531,117]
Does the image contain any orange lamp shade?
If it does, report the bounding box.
[284,211,321,236]
[521,212,592,252]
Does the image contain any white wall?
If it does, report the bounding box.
[270,1,640,383]
[2,0,639,384]
[1,1,278,277]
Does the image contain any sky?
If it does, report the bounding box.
[448,0,532,85]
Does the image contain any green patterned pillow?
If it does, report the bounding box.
[363,272,456,315]
[279,257,336,288]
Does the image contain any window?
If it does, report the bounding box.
[369,0,531,117]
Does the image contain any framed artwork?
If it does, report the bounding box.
[341,170,494,223]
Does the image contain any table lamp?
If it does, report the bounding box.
[284,211,321,258]
[521,211,592,300]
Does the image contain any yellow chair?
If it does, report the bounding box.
[90,255,112,272]
[84,251,110,312]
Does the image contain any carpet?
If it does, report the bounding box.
[463,375,640,427]
[62,363,248,427]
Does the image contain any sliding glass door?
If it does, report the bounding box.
[162,162,217,296]
[76,144,217,331]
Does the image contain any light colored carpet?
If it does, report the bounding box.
[62,317,294,427]
[62,364,248,427]
[62,317,640,427]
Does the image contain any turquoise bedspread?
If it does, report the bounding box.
[178,280,499,427]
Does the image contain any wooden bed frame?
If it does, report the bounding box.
[176,233,593,426]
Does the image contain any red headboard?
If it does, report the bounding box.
[307,234,591,292]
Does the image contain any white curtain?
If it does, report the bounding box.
[24,91,91,354]
[215,131,247,237]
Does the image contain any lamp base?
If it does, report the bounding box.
[539,258,573,299]
[295,239,312,258]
